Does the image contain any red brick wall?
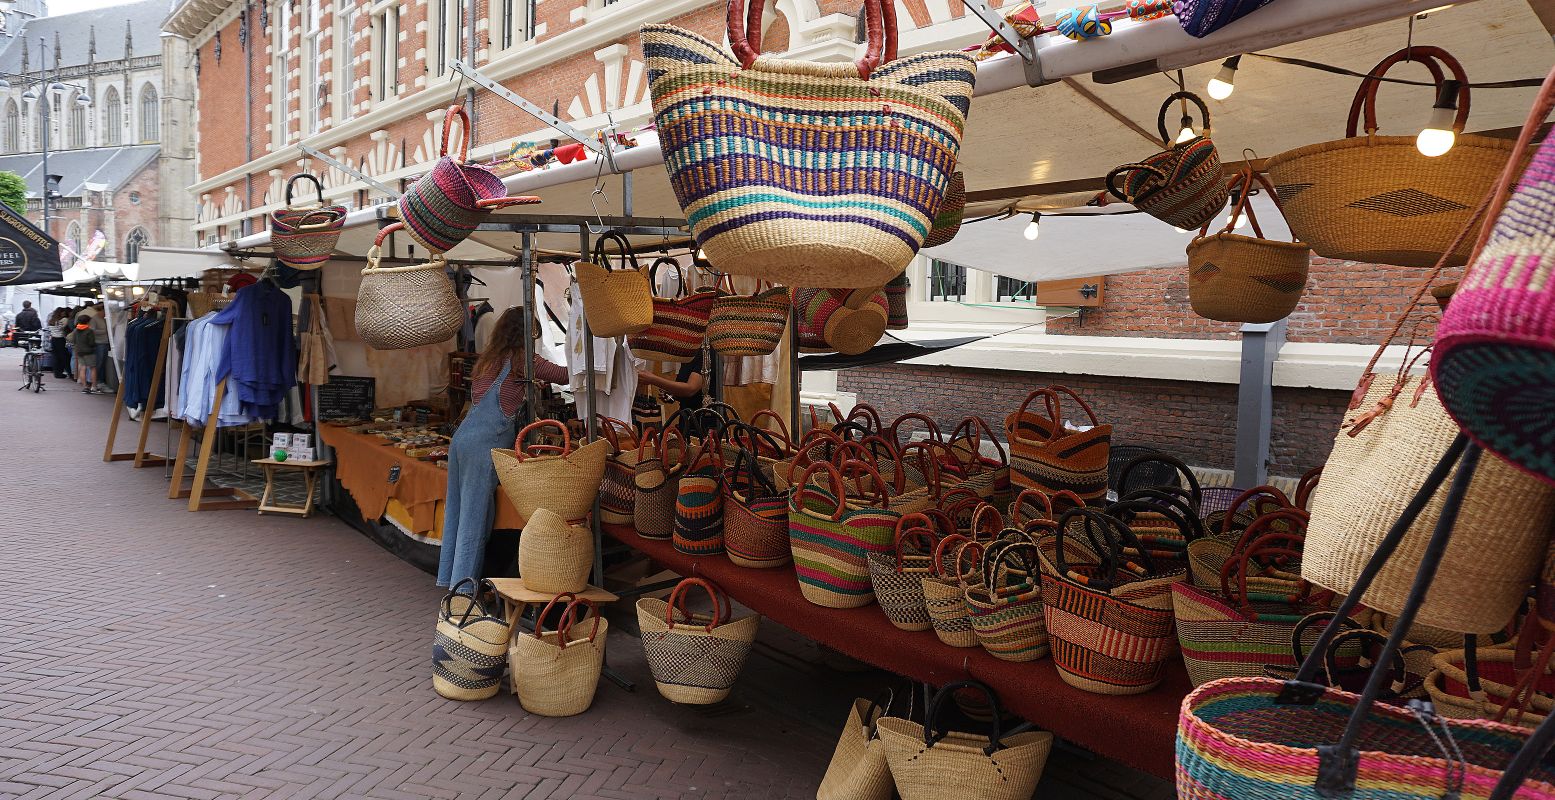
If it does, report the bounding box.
[110,162,164,256]
[834,364,1346,477]
[196,16,253,180]
[1048,256,1452,345]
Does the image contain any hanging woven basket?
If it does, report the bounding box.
[1187,167,1311,323]
[270,173,346,269]
[355,223,465,350]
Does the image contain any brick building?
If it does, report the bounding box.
[0,0,197,263]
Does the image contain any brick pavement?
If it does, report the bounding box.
[0,380,1173,800]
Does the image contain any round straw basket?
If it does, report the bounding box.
[1187,233,1310,323]
[356,254,465,350]
[517,508,593,594]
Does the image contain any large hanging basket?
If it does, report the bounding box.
[643,0,976,288]
[1187,167,1311,323]
[270,173,346,269]
[398,105,541,254]
[1265,47,1518,268]
[356,223,465,350]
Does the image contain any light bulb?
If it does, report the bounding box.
[1175,125,1197,144]
[695,247,706,260]
[1232,211,1249,230]
[1206,55,1240,101]
[1416,80,1460,158]
[1022,213,1041,241]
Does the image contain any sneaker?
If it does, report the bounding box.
[81,388,91,394]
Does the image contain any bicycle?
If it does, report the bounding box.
[16,331,45,393]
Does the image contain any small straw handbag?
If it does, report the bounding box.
[964,540,1050,662]
[794,287,890,355]
[643,0,975,288]
[877,681,1054,800]
[596,416,639,530]
[433,578,511,701]
[706,283,790,357]
[509,594,607,717]
[633,425,686,540]
[626,258,718,363]
[491,420,610,524]
[1265,47,1518,268]
[398,105,541,253]
[269,172,345,269]
[869,512,939,632]
[574,231,653,338]
[1006,386,1112,505]
[356,223,465,350]
[672,435,726,557]
[921,534,982,648]
[517,508,592,594]
[788,460,902,608]
[1187,166,1311,323]
[817,694,894,800]
[723,448,790,568]
[1434,64,1555,488]
[637,577,759,704]
[1100,91,1228,231]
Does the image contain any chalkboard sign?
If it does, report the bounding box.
[317,376,376,420]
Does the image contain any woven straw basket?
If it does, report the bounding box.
[869,514,938,632]
[637,578,759,705]
[398,105,541,254]
[1265,47,1517,268]
[356,226,465,351]
[1187,168,1311,324]
[1426,646,1555,726]
[633,427,687,539]
[877,681,1054,800]
[924,171,966,249]
[707,286,790,358]
[491,420,609,524]
[270,173,345,270]
[795,287,889,355]
[433,579,511,701]
[509,594,607,717]
[816,697,892,800]
[1103,91,1228,231]
[643,0,975,288]
[575,231,653,338]
[921,535,981,648]
[597,417,639,529]
[517,508,593,594]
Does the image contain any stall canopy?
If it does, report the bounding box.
[0,203,62,286]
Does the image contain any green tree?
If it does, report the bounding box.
[0,171,26,216]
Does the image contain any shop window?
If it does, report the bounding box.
[125,227,148,263]
[495,0,536,49]
[302,0,325,134]
[102,87,121,146]
[996,276,1035,303]
[430,0,461,76]
[69,94,85,148]
[3,100,17,154]
[335,0,358,122]
[139,84,159,143]
[927,259,967,302]
[370,0,400,103]
[271,0,292,145]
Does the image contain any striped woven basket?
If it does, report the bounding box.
[1103,92,1228,231]
[723,449,790,568]
[965,541,1050,662]
[869,513,938,632]
[923,171,966,249]
[270,173,345,269]
[673,437,726,557]
[398,105,541,254]
[707,285,790,357]
[884,271,910,330]
[627,258,718,364]
[788,461,901,609]
[643,0,976,289]
[433,579,511,701]
[921,534,982,648]
[356,224,465,350]
[794,287,889,355]
[637,578,759,705]
[1006,386,1112,506]
[633,427,686,540]
[597,417,639,530]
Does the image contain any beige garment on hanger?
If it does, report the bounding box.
[322,296,359,342]
[363,340,455,408]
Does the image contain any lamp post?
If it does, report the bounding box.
[0,37,93,237]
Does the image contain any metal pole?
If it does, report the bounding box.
[519,232,536,427]
[39,38,49,235]
[1234,319,1286,487]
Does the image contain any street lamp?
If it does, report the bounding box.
[6,37,94,236]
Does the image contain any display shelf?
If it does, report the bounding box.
[603,525,1188,779]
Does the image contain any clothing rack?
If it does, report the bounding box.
[166,381,260,512]
[102,299,177,468]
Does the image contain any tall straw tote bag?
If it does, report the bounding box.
[877,681,1054,800]
[923,171,966,250]
[817,695,894,800]
[964,541,1050,662]
[1187,167,1311,323]
[575,231,653,338]
[633,426,686,540]
[1265,47,1518,268]
[518,508,592,594]
[643,0,976,289]
[869,513,939,632]
[1435,66,1555,489]
[596,417,639,531]
[626,259,718,364]
[723,449,791,568]
[398,105,541,254]
[706,284,790,358]
[270,173,346,269]
[1039,509,1183,695]
[789,461,903,609]
[637,577,760,704]
[922,534,983,648]
[1006,386,1112,505]
[673,435,726,557]
[433,578,512,701]
[356,223,465,350]
[1101,92,1228,231]
[794,287,890,355]
[509,594,607,717]
[491,420,610,524]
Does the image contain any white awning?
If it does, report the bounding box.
[126,247,238,281]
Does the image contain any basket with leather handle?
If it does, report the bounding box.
[1006,386,1112,506]
[626,258,718,363]
[1265,46,1519,268]
[869,512,939,632]
[723,447,791,568]
[270,172,346,269]
[490,419,609,523]
[707,279,790,357]
[509,593,608,717]
[355,222,465,350]
[1099,91,1228,231]
[398,105,541,253]
[789,460,902,609]
[1187,165,1312,323]
[637,577,759,705]
[575,231,654,338]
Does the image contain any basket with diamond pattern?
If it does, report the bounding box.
[637,577,760,704]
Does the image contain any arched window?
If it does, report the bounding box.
[4,100,18,153]
[103,87,120,146]
[69,94,85,148]
[64,222,83,266]
[124,226,148,263]
[138,84,158,143]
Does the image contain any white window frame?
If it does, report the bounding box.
[905,255,1048,327]
[494,0,536,51]
[102,86,121,146]
[302,0,326,135]
[429,0,461,77]
[334,0,357,122]
[271,0,293,147]
[369,0,400,104]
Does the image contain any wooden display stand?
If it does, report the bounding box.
[253,457,331,517]
[166,381,260,511]
[484,577,618,628]
[102,299,176,468]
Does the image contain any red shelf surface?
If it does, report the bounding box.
[604,525,1189,779]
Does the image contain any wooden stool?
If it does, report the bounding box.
[252,457,331,517]
[484,577,618,629]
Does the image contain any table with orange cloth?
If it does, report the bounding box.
[318,424,524,541]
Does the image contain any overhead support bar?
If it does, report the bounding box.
[963,0,1047,86]
[298,142,402,199]
[450,61,613,167]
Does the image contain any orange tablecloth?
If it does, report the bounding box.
[318,424,523,539]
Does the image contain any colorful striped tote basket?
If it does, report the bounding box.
[270,173,346,270]
[964,540,1050,662]
[596,417,639,531]
[673,436,726,557]
[723,449,790,568]
[1102,92,1228,231]
[1006,386,1112,506]
[789,461,902,609]
[707,285,790,358]
[1435,65,1555,488]
[643,0,976,289]
[627,258,718,364]
[398,105,541,254]
[921,534,983,648]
